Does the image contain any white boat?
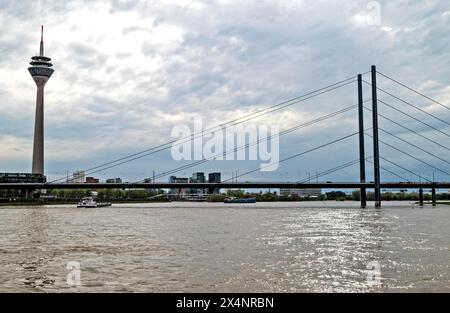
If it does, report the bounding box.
[77,197,111,208]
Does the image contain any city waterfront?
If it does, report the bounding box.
[0,202,448,292]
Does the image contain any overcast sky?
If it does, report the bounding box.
[0,0,449,183]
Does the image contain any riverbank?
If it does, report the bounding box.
[0,199,171,206]
[1,199,449,207]
[417,201,450,206]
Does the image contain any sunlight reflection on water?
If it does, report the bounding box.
[0,201,448,292]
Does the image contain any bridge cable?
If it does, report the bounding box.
[66,78,356,180]
[362,80,450,137]
[366,159,409,182]
[379,156,433,183]
[296,156,409,183]
[296,159,361,183]
[363,106,450,151]
[379,128,450,166]
[142,105,360,182]
[123,105,361,185]
[124,132,360,189]
[364,132,450,177]
[205,132,360,189]
[372,84,449,126]
[378,99,450,138]
[376,71,450,111]
[363,80,450,125]
[93,104,359,186]
[46,76,358,184]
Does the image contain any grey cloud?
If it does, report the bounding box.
[110,0,141,13]
[0,0,449,182]
[67,43,108,68]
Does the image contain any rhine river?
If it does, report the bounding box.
[0,201,448,292]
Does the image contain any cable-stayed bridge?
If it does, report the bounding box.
[2,65,449,207]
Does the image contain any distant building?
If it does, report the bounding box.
[190,172,206,183]
[169,176,189,184]
[208,172,221,183]
[208,172,221,194]
[189,172,206,195]
[280,188,321,198]
[169,176,189,198]
[85,177,99,183]
[106,178,122,183]
[168,173,222,197]
[68,171,85,183]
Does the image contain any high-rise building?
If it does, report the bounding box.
[208,172,221,194]
[28,26,54,175]
[208,173,221,183]
[189,172,205,195]
[191,172,206,183]
[69,171,85,183]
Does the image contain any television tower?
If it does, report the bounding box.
[28,25,54,175]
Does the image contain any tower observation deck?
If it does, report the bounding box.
[28,25,54,175]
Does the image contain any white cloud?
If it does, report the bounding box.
[0,0,449,182]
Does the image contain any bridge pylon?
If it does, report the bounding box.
[357,74,367,208]
[371,65,381,207]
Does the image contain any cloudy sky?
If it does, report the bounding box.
[0,0,449,183]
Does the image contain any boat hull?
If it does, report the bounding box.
[77,202,112,208]
[224,198,256,204]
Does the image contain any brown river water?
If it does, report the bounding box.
[0,201,448,292]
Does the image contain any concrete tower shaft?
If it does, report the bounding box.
[28,25,54,175]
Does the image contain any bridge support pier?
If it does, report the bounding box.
[432,188,436,206]
[357,74,367,208]
[419,188,424,206]
[24,189,34,200]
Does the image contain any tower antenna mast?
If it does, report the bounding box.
[40,25,44,56]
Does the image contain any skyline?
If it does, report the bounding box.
[0,0,449,183]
